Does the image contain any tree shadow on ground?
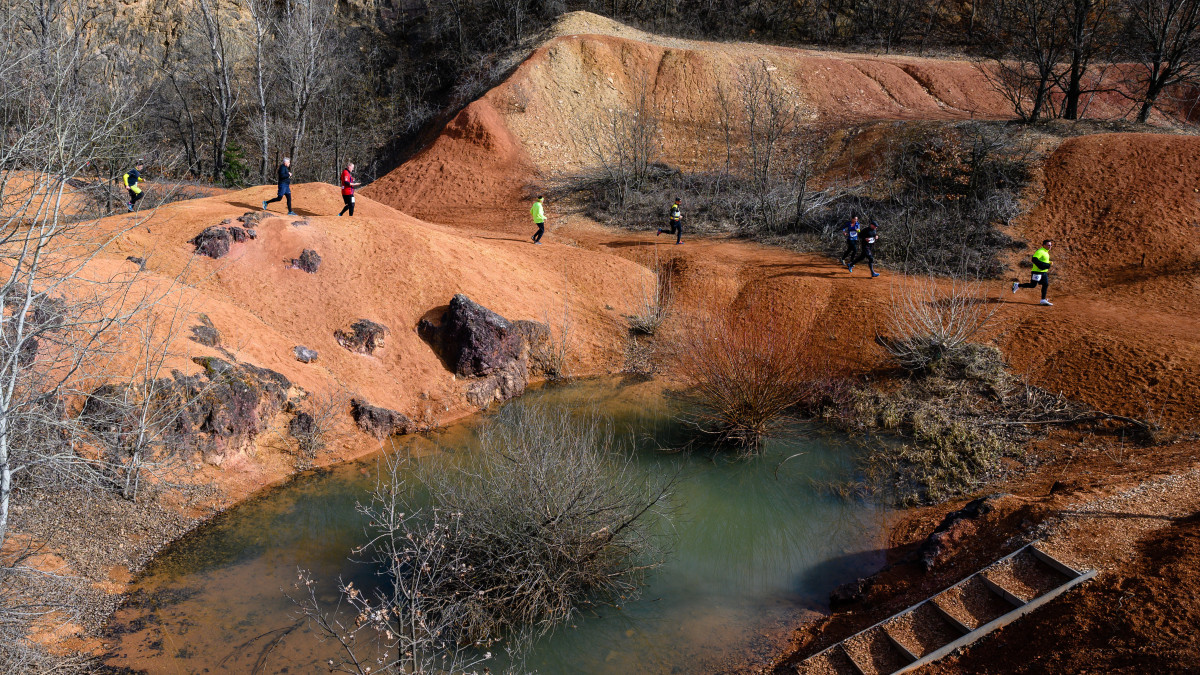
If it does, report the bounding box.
[228,201,322,217]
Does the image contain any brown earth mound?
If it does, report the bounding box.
[86,182,652,496]
[999,133,1200,424]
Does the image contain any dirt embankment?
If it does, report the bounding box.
[364,11,1179,232]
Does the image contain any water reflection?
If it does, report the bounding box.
[104,378,888,674]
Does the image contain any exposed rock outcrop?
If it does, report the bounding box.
[917,493,1010,571]
[190,227,232,259]
[439,294,525,377]
[288,411,315,438]
[350,398,411,438]
[81,356,296,465]
[191,223,257,259]
[290,249,321,273]
[419,294,534,408]
[829,576,877,611]
[335,319,388,354]
[190,314,220,347]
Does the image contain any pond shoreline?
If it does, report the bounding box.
[97,378,889,674]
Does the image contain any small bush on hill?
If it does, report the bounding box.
[881,276,1001,372]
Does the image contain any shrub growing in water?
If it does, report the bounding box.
[299,404,675,672]
[672,299,824,452]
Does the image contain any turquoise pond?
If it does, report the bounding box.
[104,378,888,674]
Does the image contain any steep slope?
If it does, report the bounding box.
[999,133,1200,424]
[363,11,1169,230]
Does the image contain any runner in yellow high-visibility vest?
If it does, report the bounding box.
[1012,239,1054,306]
[657,197,683,244]
[123,161,146,212]
[530,195,546,244]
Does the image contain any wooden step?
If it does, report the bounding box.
[794,542,1097,675]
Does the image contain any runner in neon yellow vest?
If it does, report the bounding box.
[1012,239,1054,306]
[530,196,546,244]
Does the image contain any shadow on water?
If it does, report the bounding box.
[103,378,889,674]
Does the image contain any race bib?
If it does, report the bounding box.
[867,237,876,244]
[849,233,858,240]
[350,196,355,203]
[1031,273,1042,281]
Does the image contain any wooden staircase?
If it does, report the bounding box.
[796,542,1096,674]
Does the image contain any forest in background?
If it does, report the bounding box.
[8,0,1197,191]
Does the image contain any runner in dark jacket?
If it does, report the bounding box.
[849,220,880,277]
[841,215,861,268]
[262,158,295,215]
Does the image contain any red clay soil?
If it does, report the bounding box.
[80,182,654,502]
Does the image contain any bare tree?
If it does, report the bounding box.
[190,0,240,182]
[246,0,277,182]
[1125,0,1200,121]
[585,75,662,209]
[735,62,805,232]
[981,0,1071,121]
[280,0,336,166]
[1061,0,1117,118]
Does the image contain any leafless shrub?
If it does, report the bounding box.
[584,75,662,210]
[540,304,572,381]
[622,335,659,376]
[294,404,675,672]
[286,387,351,469]
[673,298,824,452]
[882,277,1001,372]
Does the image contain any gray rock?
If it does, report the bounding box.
[293,345,319,363]
[421,295,532,408]
[190,227,233,259]
[441,294,525,378]
[190,314,221,347]
[292,249,321,274]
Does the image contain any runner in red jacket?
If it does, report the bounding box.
[338,163,360,216]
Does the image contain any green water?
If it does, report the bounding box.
[104,378,887,674]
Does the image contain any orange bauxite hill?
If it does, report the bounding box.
[88,182,650,480]
[362,12,1179,232]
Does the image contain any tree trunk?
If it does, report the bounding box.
[1064,53,1084,119]
[0,434,11,551]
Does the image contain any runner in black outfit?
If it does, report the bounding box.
[849,220,881,277]
[841,215,861,268]
[262,158,295,215]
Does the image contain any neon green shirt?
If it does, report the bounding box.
[1032,247,1052,274]
[530,200,545,223]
